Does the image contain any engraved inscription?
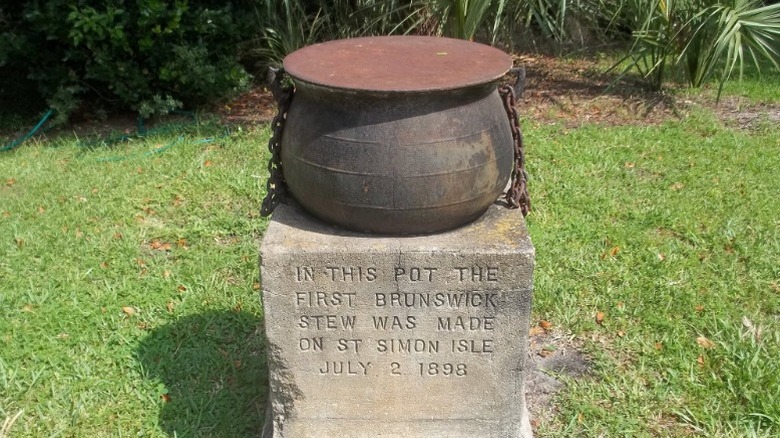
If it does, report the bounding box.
[290,265,503,378]
[372,315,417,330]
[298,315,357,330]
[319,361,372,375]
[296,291,357,307]
[437,316,495,331]
[455,266,499,282]
[374,292,498,308]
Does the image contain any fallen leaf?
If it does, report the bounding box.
[624,162,635,169]
[539,320,553,330]
[113,232,124,240]
[252,282,261,290]
[595,311,605,325]
[176,238,188,249]
[172,195,184,206]
[163,270,172,279]
[137,167,143,174]
[654,342,663,350]
[2,211,10,218]
[22,304,34,312]
[617,330,625,337]
[177,284,187,292]
[38,206,46,214]
[6,178,16,186]
[694,305,704,313]
[136,258,147,267]
[122,306,136,316]
[538,349,552,358]
[724,245,735,254]
[657,252,666,261]
[15,238,24,248]
[697,355,705,367]
[742,316,762,341]
[601,246,620,259]
[529,326,545,336]
[696,336,715,349]
[577,412,584,423]
[166,301,175,313]
[204,160,213,167]
[100,261,109,269]
[160,393,171,403]
[233,302,242,312]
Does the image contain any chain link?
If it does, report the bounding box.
[499,84,531,217]
[260,68,295,217]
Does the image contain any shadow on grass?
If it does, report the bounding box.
[135,310,268,437]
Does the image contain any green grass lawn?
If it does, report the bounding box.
[2,89,779,436]
[1,125,269,436]
[527,109,780,436]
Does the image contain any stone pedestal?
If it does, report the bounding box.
[260,202,534,438]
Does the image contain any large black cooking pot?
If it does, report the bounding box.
[281,36,514,234]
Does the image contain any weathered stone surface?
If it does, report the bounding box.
[260,202,535,437]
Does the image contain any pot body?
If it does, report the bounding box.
[281,81,513,234]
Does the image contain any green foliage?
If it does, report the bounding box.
[252,0,328,67]
[608,0,780,93]
[426,0,508,41]
[0,1,253,122]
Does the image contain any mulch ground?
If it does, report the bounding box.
[4,52,775,142]
[215,53,685,129]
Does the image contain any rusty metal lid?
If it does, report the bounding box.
[283,36,513,93]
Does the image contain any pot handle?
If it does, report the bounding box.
[499,70,530,217]
[261,67,295,217]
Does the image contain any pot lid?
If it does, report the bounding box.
[283,36,513,93]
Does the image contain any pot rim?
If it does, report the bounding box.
[283,36,513,94]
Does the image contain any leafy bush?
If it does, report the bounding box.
[0,1,254,122]
[606,0,780,93]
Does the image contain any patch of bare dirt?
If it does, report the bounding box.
[8,50,753,143]
[215,87,277,125]
[214,53,685,129]
[712,97,780,131]
[526,326,591,432]
[515,53,684,127]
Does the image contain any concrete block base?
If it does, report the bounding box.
[260,202,534,437]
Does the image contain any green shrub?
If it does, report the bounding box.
[604,0,780,93]
[0,1,254,122]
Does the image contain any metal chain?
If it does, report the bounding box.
[499,84,531,216]
[261,68,295,217]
